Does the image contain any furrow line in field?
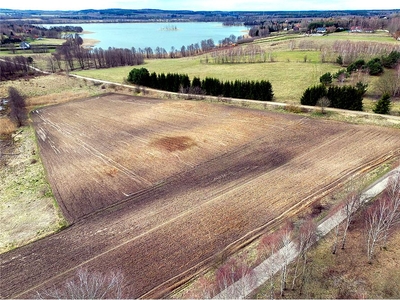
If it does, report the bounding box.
[154,151,400,299]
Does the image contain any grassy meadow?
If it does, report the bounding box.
[70,31,400,113]
[74,57,340,103]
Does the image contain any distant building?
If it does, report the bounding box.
[349,26,374,33]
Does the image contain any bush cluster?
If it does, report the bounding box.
[300,84,364,111]
[344,50,400,76]
[128,68,274,101]
[373,93,391,114]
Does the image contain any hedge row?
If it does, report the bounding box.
[300,84,364,111]
[128,68,274,101]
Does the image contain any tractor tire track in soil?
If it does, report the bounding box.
[1,94,399,298]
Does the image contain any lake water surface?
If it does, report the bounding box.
[64,22,248,50]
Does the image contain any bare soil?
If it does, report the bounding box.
[1,93,399,299]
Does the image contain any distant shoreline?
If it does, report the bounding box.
[82,38,100,48]
[81,30,100,48]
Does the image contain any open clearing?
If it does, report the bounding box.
[1,93,399,298]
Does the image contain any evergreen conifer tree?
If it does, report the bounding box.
[373,93,391,114]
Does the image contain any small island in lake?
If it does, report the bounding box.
[160,25,179,31]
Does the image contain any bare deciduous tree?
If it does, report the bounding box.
[279,223,293,296]
[364,170,400,263]
[382,171,400,248]
[365,198,390,263]
[341,191,362,250]
[36,268,124,299]
[376,68,400,97]
[215,256,255,299]
[291,218,317,293]
[8,87,27,127]
[317,96,330,114]
[331,222,341,255]
[258,231,283,299]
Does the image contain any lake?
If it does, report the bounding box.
[47,22,249,51]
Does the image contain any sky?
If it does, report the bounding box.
[1,0,399,11]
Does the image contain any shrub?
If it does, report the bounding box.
[373,93,391,114]
[327,85,363,111]
[381,50,400,68]
[320,72,332,85]
[284,104,305,113]
[355,81,368,95]
[346,59,365,73]
[127,67,150,86]
[333,69,350,81]
[366,58,384,75]
[300,84,327,106]
[336,55,343,66]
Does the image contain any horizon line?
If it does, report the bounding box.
[1,7,399,12]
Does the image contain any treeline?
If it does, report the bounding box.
[331,41,400,66]
[145,35,239,59]
[248,16,400,40]
[300,84,365,111]
[0,33,241,76]
[201,44,270,64]
[127,67,274,101]
[46,33,241,72]
[0,56,36,80]
[345,50,400,74]
[45,34,145,71]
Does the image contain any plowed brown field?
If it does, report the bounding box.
[1,94,399,298]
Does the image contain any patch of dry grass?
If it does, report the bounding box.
[0,126,66,254]
[0,117,17,137]
[0,74,103,106]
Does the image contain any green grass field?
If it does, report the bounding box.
[71,31,399,112]
[73,53,341,103]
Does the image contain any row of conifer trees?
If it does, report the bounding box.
[127,68,274,101]
[300,84,365,111]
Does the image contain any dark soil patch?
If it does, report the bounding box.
[151,136,197,152]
